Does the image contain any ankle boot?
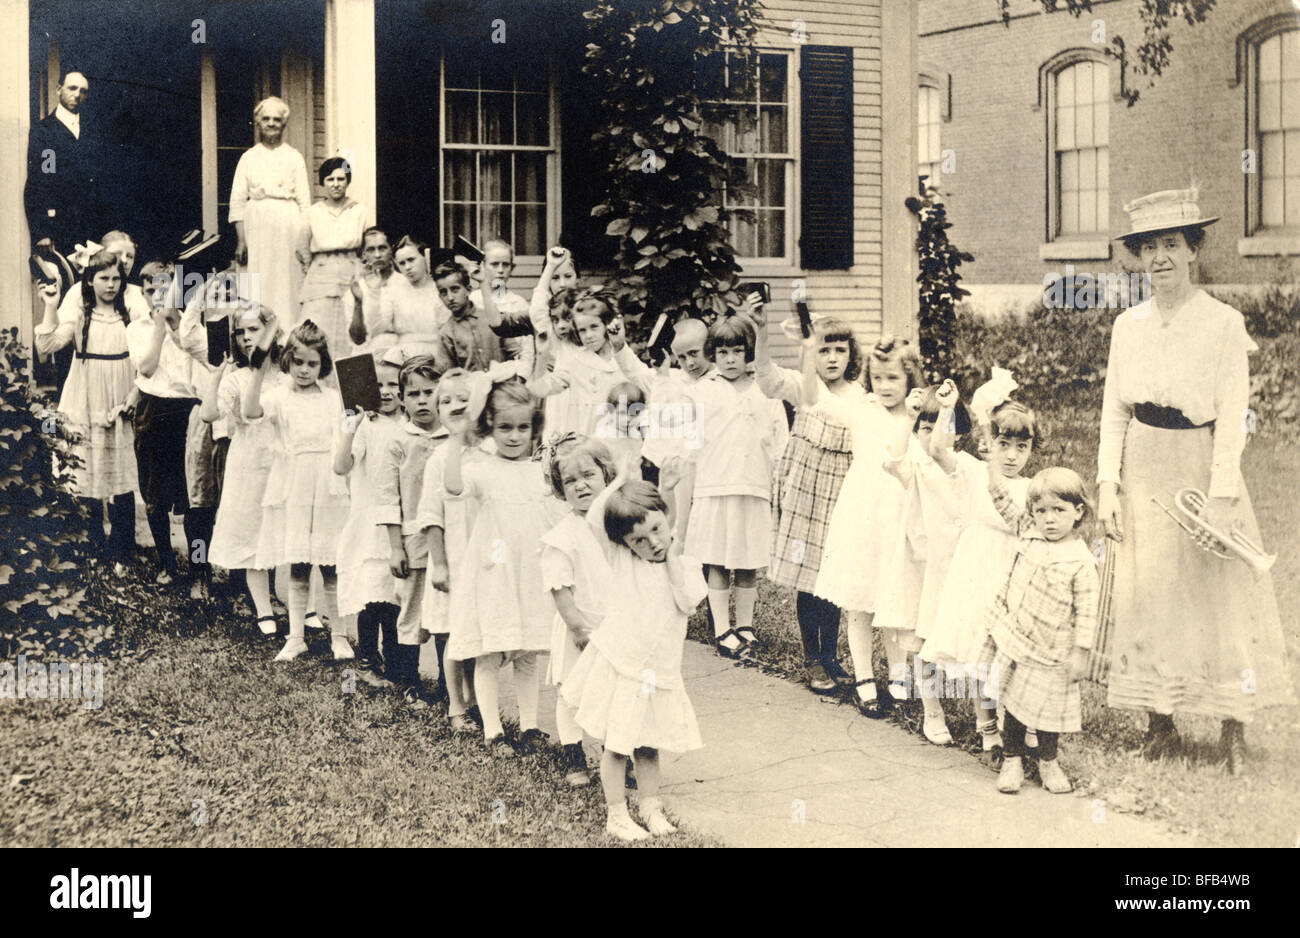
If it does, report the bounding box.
[1221,719,1247,776]
[1143,712,1181,761]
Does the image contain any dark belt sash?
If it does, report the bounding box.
[75,350,129,361]
[1133,402,1214,431]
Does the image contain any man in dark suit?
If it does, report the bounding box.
[25,70,107,390]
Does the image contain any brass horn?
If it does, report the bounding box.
[1151,487,1276,579]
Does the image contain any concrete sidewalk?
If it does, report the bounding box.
[420,640,1189,848]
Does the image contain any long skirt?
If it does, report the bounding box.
[298,251,360,361]
[1105,420,1294,722]
[768,409,852,593]
[241,198,303,322]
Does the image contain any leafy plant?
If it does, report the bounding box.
[0,329,97,658]
[907,180,974,384]
[997,0,1218,105]
[582,0,762,342]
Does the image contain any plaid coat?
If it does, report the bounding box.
[979,482,1100,732]
[756,361,857,592]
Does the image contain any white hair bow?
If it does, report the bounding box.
[970,367,1019,426]
[69,240,105,271]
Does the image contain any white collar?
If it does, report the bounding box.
[54,104,80,137]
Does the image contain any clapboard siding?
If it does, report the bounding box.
[744,0,906,365]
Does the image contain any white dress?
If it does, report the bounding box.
[208,368,286,569]
[228,142,311,320]
[416,442,489,636]
[372,276,448,361]
[561,540,708,756]
[35,307,137,499]
[335,413,403,617]
[682,375,788,570]
[541,511,613,685]
[811,392,910,613]
[299,200,367,358]
[922,464,1030,673]
[873,437,967,645]
[443,454,566,661]
[253,383,351,567]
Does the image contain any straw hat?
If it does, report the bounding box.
[1115,187,1218,240]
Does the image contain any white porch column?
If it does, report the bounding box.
[1,0,32,341]
[325,0,377,226]
[879,0,919,340]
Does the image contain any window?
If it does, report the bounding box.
[919,83,942,185]
[1257,29,1300,229]
[440,57,556,256]
[1052,60,1109,237]
[699,51,795,260]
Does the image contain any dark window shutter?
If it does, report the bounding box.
[800,45,854,270]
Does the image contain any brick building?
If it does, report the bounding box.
[919,0,1300,316]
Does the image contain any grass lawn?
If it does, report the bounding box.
[683,435,1300,848]
[0,571,718,847]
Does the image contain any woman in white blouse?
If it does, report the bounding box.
[296,156,368,357]
[369,236,450,362]
[1096,189,1293,774]
[229,97,311,325]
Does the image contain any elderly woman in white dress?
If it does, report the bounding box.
[295,156,368,356]
[1097,188,1294,774]
[229,97,311,322]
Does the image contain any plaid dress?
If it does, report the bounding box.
[978,486,1100,733]
[758,362,859,593]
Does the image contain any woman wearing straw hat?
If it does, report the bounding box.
[1097,188,1293,774]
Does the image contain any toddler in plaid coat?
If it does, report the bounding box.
[979,465,1100,795]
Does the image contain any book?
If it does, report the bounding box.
[335,353,382,415]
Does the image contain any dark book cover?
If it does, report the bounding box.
[335,353,382,414]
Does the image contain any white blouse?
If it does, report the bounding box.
[305,200,369,253]
[1097,289,1257,499]
[228,143,312,221]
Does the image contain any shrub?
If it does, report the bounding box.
[950,285,1298,483]
[0,329,101,659]
[582,0,761,344]
[907,180,974,383]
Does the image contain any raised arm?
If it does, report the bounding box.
[441,432,467,497]
[199,359,231,424]
[33,283,74,356]
[129,311,170,380]
[929,379,961,475]
[242,355,270,420]
[987,465,1031,534]
[332,408,364,476]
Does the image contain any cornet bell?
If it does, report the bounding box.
[1151,487,1276,579]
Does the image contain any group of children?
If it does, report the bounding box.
[41,227,1102,831]
[755,314,1099,797]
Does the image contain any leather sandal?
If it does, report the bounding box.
[715,628,751,660]
[853,679,883,718]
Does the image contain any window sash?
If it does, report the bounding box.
[1052,61,1110,237]
[1257,31,1300,229]
[439,57,557,256]
[702,48,796,261]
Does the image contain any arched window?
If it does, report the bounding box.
[1049,57,1110,238]
[1255,28,1299,230]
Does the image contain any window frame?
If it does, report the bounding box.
[918,79,944,187]
[1244,20,1300,236]
[1044,52,1112,244]
[700,45,799,267]
[437,55,561,263]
